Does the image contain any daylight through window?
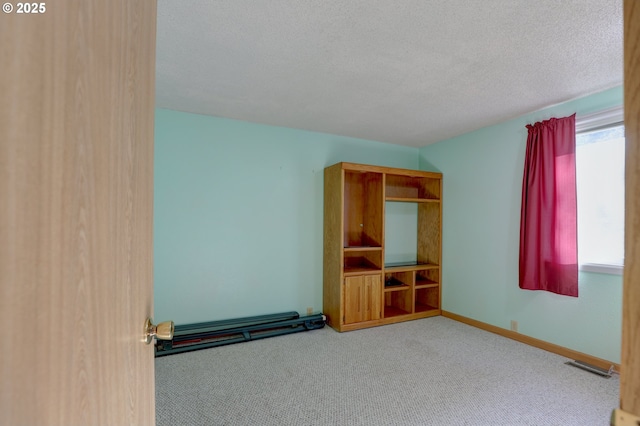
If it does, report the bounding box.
[576,118,625,274]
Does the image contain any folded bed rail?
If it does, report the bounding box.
[155,311,325,357]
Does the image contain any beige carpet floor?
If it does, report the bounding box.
[156,316,618,425]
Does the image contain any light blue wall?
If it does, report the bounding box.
[154,109,418,325]
[156,87,623,363]
[418,86,623,363]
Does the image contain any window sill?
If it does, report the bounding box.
[579,263,623,275]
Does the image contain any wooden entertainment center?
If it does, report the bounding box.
[323,162,443,332]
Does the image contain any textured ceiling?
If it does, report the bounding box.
[155,1,623,147]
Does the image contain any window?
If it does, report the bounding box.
[575,106,624,274]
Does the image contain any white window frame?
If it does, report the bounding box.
[575,105,624,276]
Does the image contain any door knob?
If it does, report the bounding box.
[144,318,174,344]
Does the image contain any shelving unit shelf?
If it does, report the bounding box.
[323,162,443,332]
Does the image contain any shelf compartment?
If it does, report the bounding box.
[344,170,383,248]
[344,249,382,275]
[385,174,440,201]
[415,269,439,288]
[344,266,382,275]
[383,283,410,291]
[415,287,439,313]
[384,305,412,318]
[384,270,413,290]
[384,262,438,273]
[384,287,412,318]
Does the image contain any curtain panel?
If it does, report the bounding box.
[519,114,578,297]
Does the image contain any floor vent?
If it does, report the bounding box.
[565,360,612,378]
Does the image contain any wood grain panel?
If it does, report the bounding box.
[343,274,382,324]
[0,1,157,424]
[344,275,364,324]
[418,202,442,265]
[323,164,344,329]
[622,0,640,415]
[386,174,421,199]
[365,274,382,321]
[340,162,442,178]
[343,170,364,246]
[364,173,384,246]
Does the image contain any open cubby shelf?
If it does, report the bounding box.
[344,249,382,274]
[415,282,439,289]
[384,263,439,273]
[344,266,382,275]
[385,174,441,201]
[384,306,412,318]
[415,303,439,313]
[384,284,410,292]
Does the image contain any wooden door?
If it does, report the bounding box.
[344,276,364,324]
[621,0,640,418]
[364,274,382,322]
[0,1,157,424]
[344,275,381,324]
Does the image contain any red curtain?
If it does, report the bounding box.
[519,114,578,297]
